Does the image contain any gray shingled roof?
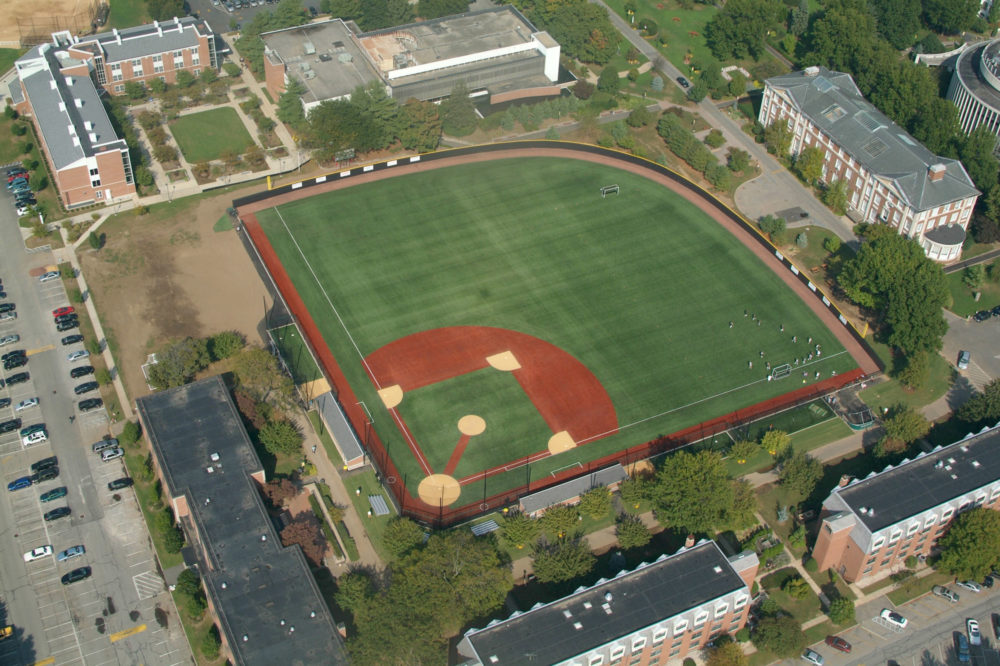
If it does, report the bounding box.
[136,377,348,666]
[835,423,1000,533]
[519,464,627,515]
[461,541,750,665]
[84,16,209,63]
[766,67,979,212]
[18,46,125,169]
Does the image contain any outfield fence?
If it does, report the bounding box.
[234,140,883,528]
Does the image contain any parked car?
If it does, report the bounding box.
[6,372,29,386]
[973,310,992,322]
[15,398,37,412]
[66,350,89,363]
[74,381,99,395]
[968,618,982,646]
[23,545,52,562]
[22,430,47,447]
[880,609,908,629]
[801,648,824,665]
[0,312,16,322]
[60,566,90,585]
[61,334,84,346]
[39,486,67,502]
[43,507,71,521]
[7,476,32,491]
[52,306,74,317]
[56,320,78,332]
[78,398,103,412]
[20,423,45,437]
[92,438,118,453]
[957,580,982,593]
[100,447,124,462]
[0,419,21,433]
[38,271,60,283]
[56,545,85,562]
[824,636,851,653]
[958,350,971,370]
[956,631,971,663]
[30,456,57,473]
[0,303,15,313]
[676,76,690,88]
[0,334,19,347]
[70,365,94,378]
[107,477,133,491]
[54,314,78,325]
[0,398,10,409]
[983,575,995,588]
[31,467,58,483]
[3,356,27,371]
[993,304,1000,317]
[1,349,25,362]
[933,585,959,602]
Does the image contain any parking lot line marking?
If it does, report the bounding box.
[32,658,54,666]
[25,345,55,356]
[109,624,146,643]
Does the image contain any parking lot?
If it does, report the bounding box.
[188,0,320,34]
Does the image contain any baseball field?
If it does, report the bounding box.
[250,155,862,510]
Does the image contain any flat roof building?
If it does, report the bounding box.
[136,376,348,665]
[262,5,561,114]
[761,66,979,262]
[948,40,1000,141]
[813,423,1000,583]
[458,540,758,665]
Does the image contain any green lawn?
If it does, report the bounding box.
[170,108,253,163]
[107,0,150,30]
[946,271,1000,317]
[859,341,954,411]
[605,0,718,74]
[256,157,860,504]
[0,49,25,76]
[271,324,323,384]
[887,570,953,605]
[343,467,396,560]
[761,567,821,623]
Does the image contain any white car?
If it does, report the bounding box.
[801,648,824,665]
[15,398,38,412]
[22,430,47,447]
[38,271,59,283]
[957,580,982,593]
[101,447,124,462]
[66,350,89,363]
[968,618,982,646]
[23,545,53,562]
[16,207,30,217]
[0,334,18,347]
[880,608,908,629]
[0,311,16,321]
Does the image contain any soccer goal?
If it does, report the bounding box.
[600,184,620,198]
[770,363,792,380]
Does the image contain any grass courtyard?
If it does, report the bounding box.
[170,108,254,164]
[254,157,860,505]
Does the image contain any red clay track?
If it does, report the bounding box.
[237,145,879,523]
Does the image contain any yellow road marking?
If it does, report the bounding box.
[109,624,146,643]
[33,658,55,666]
[26,345,55,356]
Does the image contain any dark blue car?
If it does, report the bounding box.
[7,476,32,491]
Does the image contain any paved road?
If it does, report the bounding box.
[945,247,1000,273]
[941,310,1000,390]
[0,196,191,664]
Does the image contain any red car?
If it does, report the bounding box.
[7,172,27,183]
[52,306,75,317]
[825,635,851,653]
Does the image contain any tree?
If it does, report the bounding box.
[729,439,758,464]
[439,82,478,136]
[596,65,620,95]
[153,144,178,163]
[280,513,327,567]
[358,0,414,30]
[727,147,751,173]
[705,129,726,149]
[520,0,620,65]
[758,214,786,239]
[499,511,540,550]
[706,640,749,666]
[795,146,826,184]
[532,538,596,584]
[616,515,652,549]
[321,0,361,18]
[753,615,806,657]
[911,97,961,155]
[123,81,146,100]
[148,0,184,20]
[417,0,468,17]
[764,118,793,158]
[120,420,141,447]
[200,625,221,660]
[705,0,785,60]
[383,517,426,558]
[686,79,708,103]
[175,568,207,618]
[937,507,1000,580]
[922,0,979,33]
[175,70,196,89]
[821,179,849,215]
[626,106,653,128]
[578,487,611,519]
[209,330,245,360]
[199,68,218,85]
[828,596,855,625]
[882,406,931,445]
[258,419,302,455]
[761,430,791,457]
[618,476,648,511]
[779,451,823,499]
[963,264,987,291]
[539,504,579,540]
[958,378,1000,425]
[650,450,736,534]
[871,0,921,48]
[147,337,212,389]
[277,76,307,125]
[396,98,441,152]
[233,347,295,405]
[260,477,297,507]
[959,126,1000,194]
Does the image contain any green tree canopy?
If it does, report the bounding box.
[650,450,738,534]
[512,0,620,64]
[398,98,442,152]
[597,65,621,94]
[827,596,855,625]
[258,419,302,455]
[499,511,540,550]
[531,538,597,583]
[382,517,426,558]
[937,507,1000,580]
[795,146,826,184]
[882,406,931,444]
[358,0,414,30]
[438,82,478,136]
[871,0,922,48]
[958,378,1000,426]
[761,430,791,457]
[147,337,211,389]
[705,0,785,60]
[539,504,580,540]
[763,118,793,158]
[417,0,469,19]
[752,614,806,657]
[922,0,979,33]
[578,487,612,519]
[234,347,296,406]
[706,640,749,666]
[779,451,823,499]
[615,515,652,549]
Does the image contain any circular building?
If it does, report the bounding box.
[948,39,1000,139]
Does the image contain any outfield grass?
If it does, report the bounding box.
[271,324,323,384]
[256,157,859,503]
[170,108,253,163]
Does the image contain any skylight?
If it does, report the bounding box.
[814,76,835,93]
[855,110,885,132]
[862,137,889,158]
[821,104,846,122]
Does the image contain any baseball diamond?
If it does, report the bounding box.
[236,144,879,524]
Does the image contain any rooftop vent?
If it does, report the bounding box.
[583,601,592,609]
[960,445,969,452]
[952,474,959,480]
[605,592,613,602]
[206,466,214,473]
[489,657,499,664]
[973,460,982,468]
[859,507,868,515]
[804,66,820,76]
[929,163,947,182]
[303,41,316,55]
[221,581,227,589]
[242,635,249,642]
[839,474,853,487]
[75,98,83,108]
[280,619,286,626]
[948,458,957,464]
[602,603,612,614]
[935,460,944,469]
[338,52,353,63]
[210,452,220,462]
[310,611,316,618]
[65,76,74,85]
[84,120,93,130]
[573,622,583,630]
[261,534,267,542]
[562,610,572,619]
[713,565,723,574]
[88,132,97,142]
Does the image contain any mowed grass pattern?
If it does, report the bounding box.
[170,108,253,163]
[256,158,859,497]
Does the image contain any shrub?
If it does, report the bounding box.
[782,575,810,599]
[200,625,221,659]
[704,129,725,148]
[209,330,245,360]
[11,123,27,136]
[383,517,426,558]
[223,62,241,77]
[823,236,842,253]
[904,555,918,569]
[638,17,658,36]
[735,627,750,642]
[259,419,302,456]
[804,557,818,572]
[827,597,855,625]
[650,75,664,92]
[120,420,142,447]
[69,288,83,304]
[86,338,101,355]
[95,368,112,386]
[88,232,103,250]
[795,232,808,248]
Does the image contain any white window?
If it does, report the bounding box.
[888,530,902,544]
[673,619,688,635]
[114,84,124,92]
[652,627,668,644]
[131,58,142,68]
[588,654,603,666]
[734,594,749,609]
[631,637,646,653]
[942,507,954,521]
[871,536,885,550]
[174,50,183,58]
[95,189,103,199]
[715,603,728,618]
[694,610,709,627]
[907,523,919,536]
[191,53,200,66]
[609,645,625,662]
[924,515,937,530]
[193,68,200,76]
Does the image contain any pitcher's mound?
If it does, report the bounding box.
[486,350,521,371]
[418,474,462,506]
[548,430,576,454]
[458,414,486,436]
[378,384,403,409]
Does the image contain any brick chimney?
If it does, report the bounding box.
[838,474,853,488]
[928,163,947,182]
[685,534,695,548]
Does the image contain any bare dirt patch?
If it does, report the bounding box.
[80,195,270,400]
[2,0,95,45]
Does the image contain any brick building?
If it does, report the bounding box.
[813,423,1000,584]
[457,540,758,665]
[760,67,979,262]
[8,18,217,208]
